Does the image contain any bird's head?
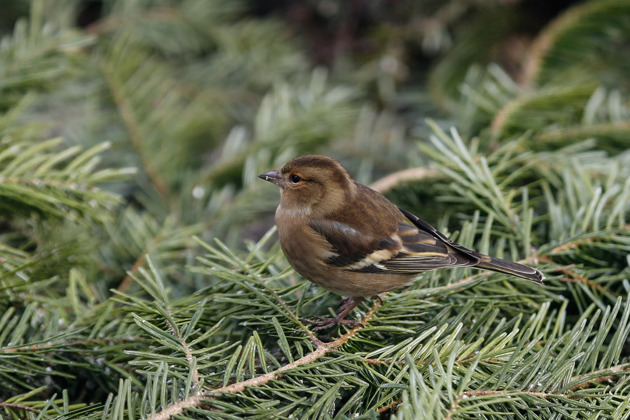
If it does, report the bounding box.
[258,155,355,217]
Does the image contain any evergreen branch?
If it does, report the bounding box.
[536,121,630,149]
[438,361,630,420]
[422,120,537,239]
[553,264,614,296]
[194,236,320,343]
[364,352,501,368]
[568,362,630,392]
[549,226,630,254]
[98,58,169,200]
[0,337,142,355]
[163,314,199,392]
[145,297,383,419]
[522,0,630,87]
[369,167,442,194]
[0,1,93,110]
[441,361,630,420]
[198,70,357,187]
[0,138,131,220]
[445,390,566,420]
[110,212,201,293]
[490,83,596,138]
[85,7,180,36]
[0,402,39,414]
[377,399,401,414]
[116,251,147,293]
[522,1,585,87]
[2,2,629,418]
[0,176,116,216]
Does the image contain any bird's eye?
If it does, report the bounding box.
[290,174,302,183]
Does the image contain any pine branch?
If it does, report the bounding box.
[523,0,630,88]
[0,0,93,110]
[145,297,383,420]
[0,135,133,220]
[1,1,630,418]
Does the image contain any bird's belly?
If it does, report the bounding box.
[285,249,413,296]
[277,220,414,296]
[311,270,414,296]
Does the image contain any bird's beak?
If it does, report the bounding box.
[258,169,283,186]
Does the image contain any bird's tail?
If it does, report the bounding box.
[476,257,545,285]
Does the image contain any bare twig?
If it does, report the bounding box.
[117,251,148,292]
[370,167,441,193]
[1,337,141,354]
[0,402,39,414]
[568,362,630,392]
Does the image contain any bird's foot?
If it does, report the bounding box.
[300,316,362,331]
[300,296,366,331]
[338,296,359,311]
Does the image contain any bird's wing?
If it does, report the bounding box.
[308,219,398,270]
[378,221,473,273]
[398,208,485,261]
[309,211,479,274]
[400,207,545,284]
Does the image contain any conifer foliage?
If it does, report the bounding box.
[1,0,629,418]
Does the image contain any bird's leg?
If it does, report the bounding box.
[300,296,365,331]
[338,296,361,312]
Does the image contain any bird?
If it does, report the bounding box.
[259,155,544,330]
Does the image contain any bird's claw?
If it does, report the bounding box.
[300,316,362,331]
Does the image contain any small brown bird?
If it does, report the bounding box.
[259,155,544,330]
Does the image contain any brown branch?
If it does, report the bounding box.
[554,265,614,297]
[441,363,630,419]
[521,2,588,87]
[117,228,167,293]
[364,354,501,367]
[377,398,401,414]
[0,402,39,414]
[369,168,442,194]
[568,362,630,392]
[445,389,566,420]
[549,226,630,254]
[146,395,205,420]
[116,251,148,293]
[145,298,383,420]
[1,336,141,354]
[134,263,629,419]
[381,367,630,418]
[550,238,598,254]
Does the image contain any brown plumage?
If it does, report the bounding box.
[259,155,544,329]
